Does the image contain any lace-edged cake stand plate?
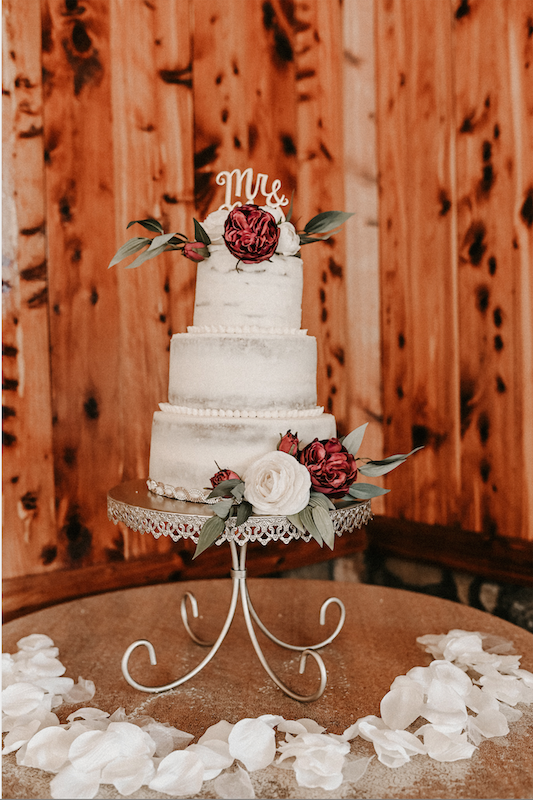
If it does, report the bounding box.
[107,479,372,702]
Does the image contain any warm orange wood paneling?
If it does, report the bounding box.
[2,0,531,618]
[295,0,349,436]
[454,0,533,541]
[342,0,384,510]
[2,0,57,579]
[375,0,461,526]
[41,0,122,566]
[192,0,297,216]
[109,0,196,561]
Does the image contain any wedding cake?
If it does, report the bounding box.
[109,169,417,553]
[146,207,337,502]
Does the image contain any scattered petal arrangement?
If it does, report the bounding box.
[2,630,532,799]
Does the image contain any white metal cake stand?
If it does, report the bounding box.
[107,479,372,702]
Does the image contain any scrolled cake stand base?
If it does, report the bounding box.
[107,479,372,702]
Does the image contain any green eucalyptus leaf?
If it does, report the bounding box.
[231,482,246,502]
[213,497,234,519]
[193,219,212,246]
[287,511,306,534]
[348,483,391,499]
[108,237,151,269]
[124,243,171,269]
[312,504,335,550]
[309,491,335,511]
[207,479,241,499]
[304,211,353,235]
[358,446,425,476]
[236,500,253,527]
[299,506,323,547]
[342,423,369,458]
[126,218,164,234]
[193,514,225,558]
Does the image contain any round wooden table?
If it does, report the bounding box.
[3,579,533,799]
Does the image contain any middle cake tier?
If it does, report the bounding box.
[168,332,318,411]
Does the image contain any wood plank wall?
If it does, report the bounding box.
[2,0,532,617]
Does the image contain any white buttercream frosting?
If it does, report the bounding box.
[187,325,306,336]
[158,403,324,419]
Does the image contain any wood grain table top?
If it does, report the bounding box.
[3,578,533,799]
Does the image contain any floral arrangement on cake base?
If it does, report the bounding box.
[194,424,421,557]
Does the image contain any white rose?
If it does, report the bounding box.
[277,221,301,256]
[243,450,311,515]
[259,205,286,224]
[202,209,230,245]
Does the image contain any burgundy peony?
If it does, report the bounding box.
[210,468,240,489]
[299,438,358,499]
[277,431,299,456]
[223,205,280,264]
[183,241,210,262]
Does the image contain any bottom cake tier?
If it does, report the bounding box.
[148,409,337,501]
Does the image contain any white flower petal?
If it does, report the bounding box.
[380,682,424,730]
[148,749,204,796]
[277,720,310,735]
[296,718,326,734]
[63,676,95,704]
[422,727,476,762]
[16,634,56,652]
[140,721,192,757]
[229,718,276,771]
[32,676,74,695]
[18,725,79,772]
[101,754,155,795]
[258,713,284,728]
[198,719,234,744]
[428,660,472,697]
[423,680,468,732]
[50,763,101,800]
[2,719,41,754]
[342,754,373,783]
[2,682,46,717]
[67,708,110,723]
[214,764,255,799]
[467,709,509,744]
[187,741,233,780]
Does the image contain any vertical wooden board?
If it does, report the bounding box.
[41,0,122,567]
[109,0,196,559]
[342,0,384,509]
[2,0,57,578]
[294,0,349,435]
[109,0,196,563]
[509,1,533,539]
[375,0,461,524]
[454,0,532,540]
[192,0,297,217]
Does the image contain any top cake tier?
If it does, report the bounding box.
[192,245,303,331]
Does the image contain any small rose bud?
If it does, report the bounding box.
[210,469,240,488]
[183,241,210,262]
[277,430,299,457]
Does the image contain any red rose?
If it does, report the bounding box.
[210,468,240,489]
[183,241,209,262]
[277,431,299,456]
[223,205,280,264]
[299,438,358,499]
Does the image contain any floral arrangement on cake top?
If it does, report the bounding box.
[195,424,421,557]
[108,201,352,271]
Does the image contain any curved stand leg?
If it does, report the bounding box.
[121,545,241,693]
[245,587,346,651]
[180,592,216,646]
[235,543,328,702]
